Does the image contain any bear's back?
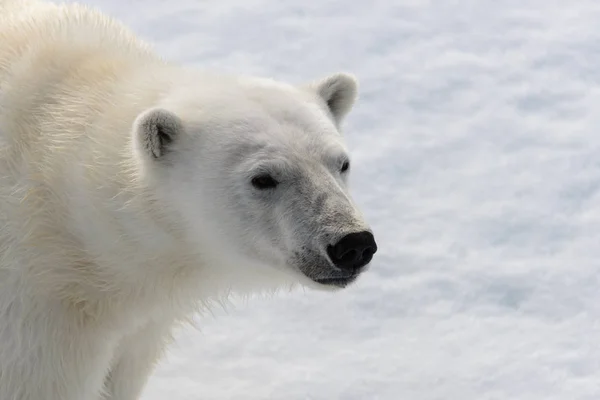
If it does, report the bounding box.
[0,0,163,166]
[0,0,156,74]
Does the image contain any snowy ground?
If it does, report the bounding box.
[71,0,600,398]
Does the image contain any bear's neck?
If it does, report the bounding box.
[23,64,212,318]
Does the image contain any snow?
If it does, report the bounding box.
[75,0,600,398]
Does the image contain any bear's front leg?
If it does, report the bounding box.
[0,299,117,400]
[103,320,174,400]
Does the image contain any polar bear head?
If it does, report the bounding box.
[132,71,377,292]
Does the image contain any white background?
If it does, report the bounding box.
[71,1,600,399]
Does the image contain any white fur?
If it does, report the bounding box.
[0,1,374,399]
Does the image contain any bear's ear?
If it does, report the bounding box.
[307,73,358,125]
[133,108,184,161]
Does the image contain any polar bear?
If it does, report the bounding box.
[0,1,378,399]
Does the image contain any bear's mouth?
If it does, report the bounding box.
[292,251,366,289]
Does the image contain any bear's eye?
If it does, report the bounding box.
[340,160,350,173]
[251,174,279,190]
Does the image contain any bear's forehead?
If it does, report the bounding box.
[224,127,343,161]
[173,78,346,160]
[192,87,340,142]
[219,118,345,169]
[207,92,329,127]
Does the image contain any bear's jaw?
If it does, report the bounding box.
[311,274,359,289]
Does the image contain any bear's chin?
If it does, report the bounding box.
[311,275,359,288]
[293,269,362,291]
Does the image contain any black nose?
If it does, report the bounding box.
[327,231,377,273]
